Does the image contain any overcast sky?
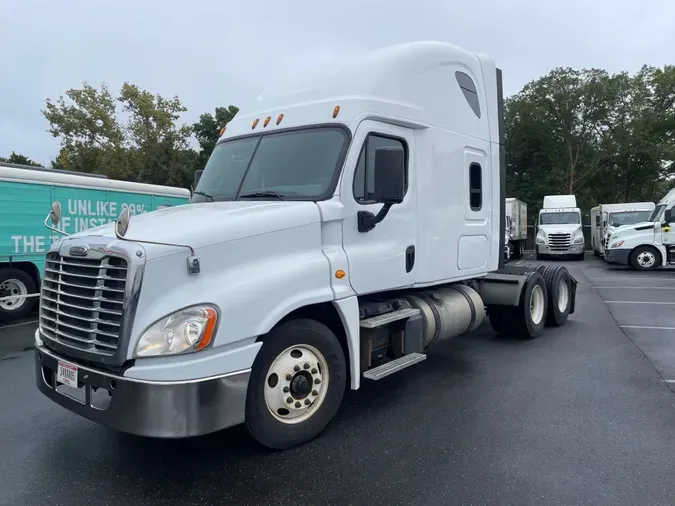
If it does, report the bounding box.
[1,0,674,166]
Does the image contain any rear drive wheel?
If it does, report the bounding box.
[245,319,346,450]
[542,265,572,326]
[0,268,36,320]
[488,272,548,339]
[630,246,660,271]
[524,264,546,275]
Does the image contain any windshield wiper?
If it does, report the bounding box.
[239,191,286,201]
[193,190,214,202]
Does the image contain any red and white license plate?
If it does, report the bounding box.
[57,360,78,388]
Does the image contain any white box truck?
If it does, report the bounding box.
[33,41,578,450]
[605,189,675,270]
[535,195,584,261]
[589,202,655,257]
[505,198,527,259]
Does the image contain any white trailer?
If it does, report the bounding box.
[536,195,584,261]
[590,202,655,256]
[605,190,675,270]
[505,198,527,259]
[33,41,578,450]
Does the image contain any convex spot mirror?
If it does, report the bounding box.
[49,201,62,226]
[115,205,131,238]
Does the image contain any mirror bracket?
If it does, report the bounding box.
[357,203,394,233]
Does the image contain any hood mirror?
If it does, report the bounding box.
[115,206,130,239]
[44,200,68,236]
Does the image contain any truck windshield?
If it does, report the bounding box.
[192,127,349,202]
[539,212,580,225]
[648,205,665,222]
[608,211,652,227]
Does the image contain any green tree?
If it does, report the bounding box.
[42,81,195,187]
[193,105,239,169]
[0,151,42,166]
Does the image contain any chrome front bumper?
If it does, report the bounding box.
[537,243,585,255]
[35,346,250,438]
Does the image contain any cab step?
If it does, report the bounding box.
[363,353,426,381]
[359,308,420,329]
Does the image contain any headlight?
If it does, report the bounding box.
[610,240,624,248]
[135,305,218,357]
[573,236,585,244]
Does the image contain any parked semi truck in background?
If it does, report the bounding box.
[535,195,584,261]
[34,41,578,450]
[0,162,190,321]
[605,189,675,270]
[589,202,655,257]
[505,197,527,259]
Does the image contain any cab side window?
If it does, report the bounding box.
[353,134,408,204]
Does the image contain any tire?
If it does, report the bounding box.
[0,268,37,320]
[535,250,544,261]
[593,249,600,257]
[576,252,585,261]
[245,318,347,450]
[524,264,546,275]
[512,241,521,260]
[630,246,661,271]
[542,266,572,326]
[487,272,548,339]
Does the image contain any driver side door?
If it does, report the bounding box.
[340,120,417,295]
[662,205,675,247]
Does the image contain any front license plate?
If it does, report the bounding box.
[57,360,78,387]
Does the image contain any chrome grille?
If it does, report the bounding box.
[39,252,127,356]
[548,233,571,251]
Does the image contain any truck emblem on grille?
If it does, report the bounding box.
[69,245,89,256]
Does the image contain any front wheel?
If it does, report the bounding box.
[245,319,346,450]
[0,268,37,320]
[630,246,661,271]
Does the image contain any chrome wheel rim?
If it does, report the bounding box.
[0,278,28,311]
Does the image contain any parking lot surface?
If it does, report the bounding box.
[2,255,675,505]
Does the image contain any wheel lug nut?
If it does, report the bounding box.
[314,378,321,385]
[294,365,300,372]
[286,374,292,381]
[286,397,293,404]
[303,363,310,369]
[312,390,318,396]
[304,399,311,405]
[295,401,301,408]
[283,386,290,393]
[311,368,317,374]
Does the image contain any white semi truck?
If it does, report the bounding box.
[505,198,527,259]
[34,41,578,450]
[589,202,655,257]
[605,189,675,270]
[535,195,585,261]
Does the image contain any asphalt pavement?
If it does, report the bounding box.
[3,256,675,505]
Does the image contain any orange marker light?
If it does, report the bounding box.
[252,118,259,129]
[332,105,340,118]
[276,114,284,125]
[335,269,346,279]
[219,127,226,137]
[263,116,271,127]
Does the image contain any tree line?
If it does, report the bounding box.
[4,64,675,222]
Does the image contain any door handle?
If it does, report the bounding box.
[405,245,415,273]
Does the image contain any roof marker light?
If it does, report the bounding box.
[263,116,271,127]
[332,105,340,118]
[252,118,259,129]
[276,114,284,125]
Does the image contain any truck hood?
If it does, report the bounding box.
[68,201,322,258]
[538,224,582,235]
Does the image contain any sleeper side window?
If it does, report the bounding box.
[469,163,482,211]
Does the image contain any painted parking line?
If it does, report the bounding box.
[606,301,675,305]
[516,254,534,265]
[0,320,38,330]
[588,277,675,282]
[595,286,675,290]
[620,325,675,331]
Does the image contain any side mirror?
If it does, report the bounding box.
[373,147,405,204]
[50,201,62,226]
[115,205,131,239]
[194,169,204,188]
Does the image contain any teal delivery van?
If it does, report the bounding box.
[0,162,190,321]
